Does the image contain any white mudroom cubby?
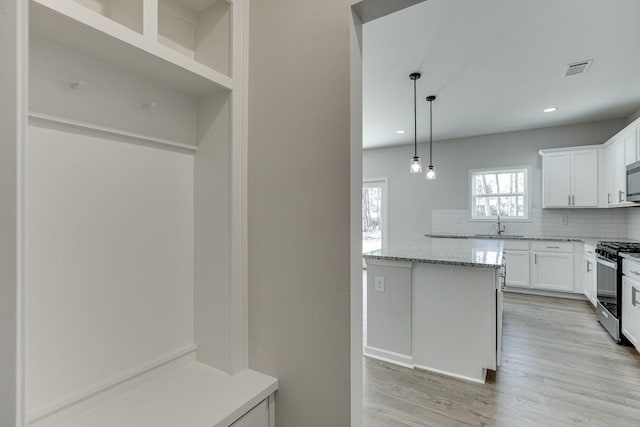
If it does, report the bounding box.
[72,0,144,33]
[17,1,276,426]
[158,0,231,75]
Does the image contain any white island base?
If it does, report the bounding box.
[365,256,504,384]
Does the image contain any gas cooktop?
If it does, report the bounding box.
[597,241,640,261]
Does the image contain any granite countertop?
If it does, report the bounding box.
[621,253,640,262]
[363,237,504,269]
[425,233,639,245]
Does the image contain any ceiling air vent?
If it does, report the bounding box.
[565,59,593,76]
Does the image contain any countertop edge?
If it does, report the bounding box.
[363,254,503,269]
[424,234,630,243]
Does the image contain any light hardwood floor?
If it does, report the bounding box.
[363,293,640,426]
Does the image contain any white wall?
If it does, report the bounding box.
[26,125,194,412]
[0,1,26,425]
[363,119,627,246]
[247,0,351,426]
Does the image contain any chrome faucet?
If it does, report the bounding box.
[496,214,506,235]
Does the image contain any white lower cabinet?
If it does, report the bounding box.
[231,399,270,427]
[583,246,597,307]
[504,241,577,294]
[622,261,640,352]
[503,249,530,288]
[531,251,574,292]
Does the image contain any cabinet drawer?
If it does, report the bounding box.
[503,240,529,251]
[231,399,269,427]
[623,259,640,281]
[531,241,573,253]
[584,243,596,257]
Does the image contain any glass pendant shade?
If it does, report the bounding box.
[426,165,436,180]
[410,156,422,173]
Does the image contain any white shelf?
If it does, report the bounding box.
[33,361,278,427]
[29,112,198,153]
[30,0,233,96]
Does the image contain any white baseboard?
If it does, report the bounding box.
[413,363,487,384]
[505,287,587,300]
[363,346,413,369]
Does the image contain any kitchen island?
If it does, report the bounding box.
[363,238,505,383]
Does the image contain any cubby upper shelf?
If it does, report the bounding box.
[30,0,234,96]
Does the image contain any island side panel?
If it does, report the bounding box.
[412,263,497,383]
[364,260,413,367]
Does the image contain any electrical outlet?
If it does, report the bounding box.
[455,216,462,224]
[561,215,569,226]
[374,276,385,292]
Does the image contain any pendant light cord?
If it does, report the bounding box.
[413,77,418,158]
[429,97,433,166]
[426,95,436,167]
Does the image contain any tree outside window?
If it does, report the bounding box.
[471,167,529,220]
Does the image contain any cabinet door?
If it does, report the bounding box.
[606,145,615,206]
[622,277,640,349]
[503,250,530,288]
[231,399,269,427]
[636,125,640,166]
[571,150,598,207]
[543,153,571,207]
[625,130,637,166]
[614,141,627,204]
[532,252,573,292]
[583,256,596,307]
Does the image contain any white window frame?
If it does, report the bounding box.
[469,166,532,222]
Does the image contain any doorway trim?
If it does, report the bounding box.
[349,2,426,426]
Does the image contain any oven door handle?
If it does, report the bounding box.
[597,256,618,270]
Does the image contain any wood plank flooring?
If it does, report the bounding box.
[363,293,640,426]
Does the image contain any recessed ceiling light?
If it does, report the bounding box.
[543,107,558,113]
[397,130,406,134]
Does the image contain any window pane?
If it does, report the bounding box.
[474,196,526,218]
[517,195,524,216]
[472,168,528,219]
[474,170,526,195]
[474,174,498,195]
[517,172,525,193]
[498,196,519,216]
[474,196,498,217]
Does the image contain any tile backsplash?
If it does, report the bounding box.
[628,208,640,240]
[432,208,631,239]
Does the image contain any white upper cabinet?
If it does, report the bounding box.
[609,138,633,206]
[542,117,640,210]
[542,152,572,207]
[625,129,637,166]
[572,150,599,207]
[541,149,598,208]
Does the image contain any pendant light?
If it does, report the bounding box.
[409,72,422,173]
[426,95,437,180]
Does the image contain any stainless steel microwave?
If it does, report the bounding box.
[627,160,640,202]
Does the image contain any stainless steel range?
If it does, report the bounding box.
[595,241,640,342]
